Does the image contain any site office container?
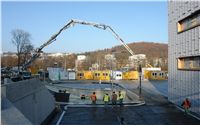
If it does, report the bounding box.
[93,70,111,81]
[145,71,168,80]
[122,71,139,80]
[112,71,123,80]
[122,71,129,80]
[93,70,101,80]
[84,71,93,80]
[47,67,61,81]
[101,70,111,81]
[60,69,68,80]
[76,71,85,80]
[76,71,93,80]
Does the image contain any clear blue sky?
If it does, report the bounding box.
[2,1,168,53]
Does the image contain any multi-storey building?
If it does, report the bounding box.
[168,1,200,115]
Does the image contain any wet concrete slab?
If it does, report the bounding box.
[50,80,200,125]
[52,104,199,125]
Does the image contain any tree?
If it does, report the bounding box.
[22,44,34,64]
[11,29,32,71]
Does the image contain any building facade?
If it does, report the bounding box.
[168,1,200,115]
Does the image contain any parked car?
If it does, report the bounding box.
[19,71,32,80]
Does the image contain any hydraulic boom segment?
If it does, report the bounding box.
[22,19,136,70]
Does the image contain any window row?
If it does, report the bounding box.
[178,56,200,71]
[177,10,200,33]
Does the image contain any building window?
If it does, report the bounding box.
[152,72,157,77]
[95,73,100,76]
[117,74,121,77]
[178,56,200,70]
[177,10,200,33]
[78,73,84,76]
[160,73,164,77]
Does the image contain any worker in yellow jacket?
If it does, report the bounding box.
[103,93,110,105]
[118,91,124,105]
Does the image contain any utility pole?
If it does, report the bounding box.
[138,64,142,99]
[43,53,46,81]
[110,59,113,92]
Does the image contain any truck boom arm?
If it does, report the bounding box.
[22,19,135,70]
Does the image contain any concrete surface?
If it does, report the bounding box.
[46,82,141,105]
[50,80,200,125]
[1,96,33,125]
[1,78,55,125]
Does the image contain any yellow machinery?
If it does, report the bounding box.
[122,71,139,80]
[144,70,167,80]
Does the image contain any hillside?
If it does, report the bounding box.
[82,42,168,70]
[1,42,168,71]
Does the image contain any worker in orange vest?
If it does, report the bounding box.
[90,92,97,104]
[181,98,191,114]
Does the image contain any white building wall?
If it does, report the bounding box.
[168,0,200,115]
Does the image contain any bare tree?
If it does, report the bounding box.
[22,44,34,64]
[11,29,31,71]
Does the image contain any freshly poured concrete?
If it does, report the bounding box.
[45,82,142,105]
[51,80,200,125]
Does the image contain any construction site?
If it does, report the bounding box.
[1,1,200,125]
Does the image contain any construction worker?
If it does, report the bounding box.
[181,98,191,114]
[118,91,124,105]
[112,91,117,105]
[103,93,110,105]
[90,92,97,104]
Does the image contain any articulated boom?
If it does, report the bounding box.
[22,19,136,70]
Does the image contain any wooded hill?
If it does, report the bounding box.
[1,42,168,71]
[82,42,168,70]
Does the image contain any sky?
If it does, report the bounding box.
[2,1,168,53]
